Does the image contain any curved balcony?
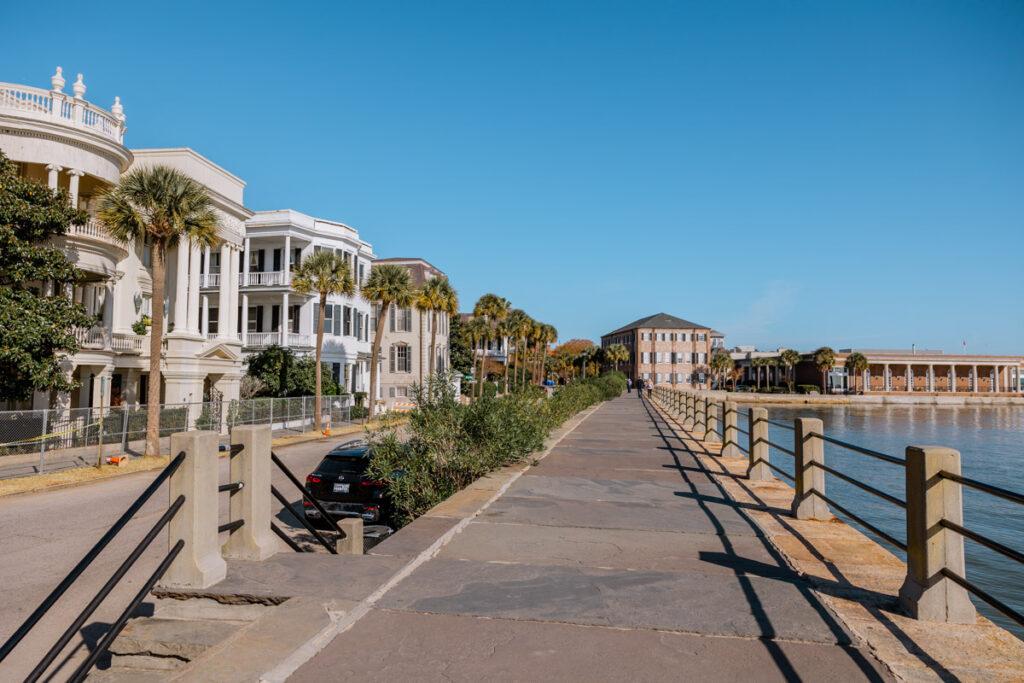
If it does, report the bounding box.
[61,217,128,275]
[0,81,125,144]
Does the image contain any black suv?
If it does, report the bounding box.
[303,441,389,525]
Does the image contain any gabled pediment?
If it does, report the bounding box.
[198,343,241,361]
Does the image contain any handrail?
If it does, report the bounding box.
[271,522,306,553]
[815,490,908,551]
[0,451,185,662]
[763,461,795,482]
[941,567,1024,627]
[219,519,245,534]
[271,451,347,537]
[68,540,186,683]
[763,439,796,457]
[814,432,905,467]
[765,418,795,431]
[26,495,185,682]
[219,481,244,493]
[813,461,906,509]
[939,470,1024,506]
[940,519,1024,566]
[271,485,337,554]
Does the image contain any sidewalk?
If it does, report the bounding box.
[286,394,889,681]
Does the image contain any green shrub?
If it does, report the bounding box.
[796,384,820,394]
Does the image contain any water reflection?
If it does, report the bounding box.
[761,404,1024,639]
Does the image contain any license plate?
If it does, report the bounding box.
[333,483,350,493]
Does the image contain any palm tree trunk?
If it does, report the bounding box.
[368,302,389,418]
[512,339,520,389]
[314,293,326,431]
[145,245,166,457]
[418,312,424,386]
[429,311,438,376]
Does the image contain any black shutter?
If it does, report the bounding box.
[273,248,282,271]
[257,250,265,271]
[270,305,278,332]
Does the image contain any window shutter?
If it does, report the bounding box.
[389,346,396,373]
[257,250,265,272]
[263,306,271,332]
[313,306,319,334]
[273,249,282,271]
[333,305,341,336]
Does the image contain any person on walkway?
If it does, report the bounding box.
[646,380,653,398]
[626,377,633,393]
[635,377,644,397]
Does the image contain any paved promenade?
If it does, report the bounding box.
[293,395,890,681]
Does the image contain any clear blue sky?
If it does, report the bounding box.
[7,1,1023,353]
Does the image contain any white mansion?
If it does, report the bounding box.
[0,68,383,411]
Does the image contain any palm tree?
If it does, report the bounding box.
[779,348,801,393]
[292,250,354,430]
[465,316,491,398]
[472,294,509,397]
[505,309,532,388]
[495,317,515,393]
[813,346,836,394]
[752,357,764,390]
[413,286,431,386]
[537,323,558,384]
[728,366,744,391]
[605,343,629,372]
[418,276,458,378]
[362,264,414,417]
[845,351,869,394]
[98,165,220,456]
[710,350,734,390]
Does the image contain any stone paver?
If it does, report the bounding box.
[293,395,891,681]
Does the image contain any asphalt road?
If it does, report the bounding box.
[0,433,362,681]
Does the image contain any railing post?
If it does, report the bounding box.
[685,394,694,428]
[337,518,364,555]
[791,418,830,520]
[696,396,706,433]
[722,401,739,456]
[898,446,976,623]
[223,425,279,561]
[704,400,720,443]
[161,430,226,588]
[748,408,770,480]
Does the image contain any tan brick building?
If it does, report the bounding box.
[601,313,725,388]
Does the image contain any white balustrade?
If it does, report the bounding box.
[65,216,123,250]
[73,325,108,348]
[203,273,221,288]
[111,333,145,353]
[241,271,285,287]
[0,81,125,143]
[287,333,313,347]
[245,332,279,348]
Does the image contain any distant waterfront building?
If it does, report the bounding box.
[375,258,452,409]
[601,313,724,388]
[732,347,1024,394]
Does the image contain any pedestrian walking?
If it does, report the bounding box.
[635,377,645,397]
[626,378,633,393]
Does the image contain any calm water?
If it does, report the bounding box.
[757,404,1024,639]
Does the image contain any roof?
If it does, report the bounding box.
[605,313,713,336]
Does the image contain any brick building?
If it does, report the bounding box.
[601,313,725,388]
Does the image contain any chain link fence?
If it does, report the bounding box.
[0,395,353,479]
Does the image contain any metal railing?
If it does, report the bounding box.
[270,451,347,554]
[652,385,1024,630]
[0,452,186,680]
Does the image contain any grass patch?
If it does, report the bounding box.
[0,455,170,497]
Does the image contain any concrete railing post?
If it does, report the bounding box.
[748,408,770,480]
[337,518,364,554]
[704,399,720,443]
[898,446,976,623]
[791,418,830,520]
[722,401,739,456]
[162,430,227,589]
[697,396,707,433]
[684,394,694,428]
[223,425,279,561]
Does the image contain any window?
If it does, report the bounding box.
[642,372,651,380]
[390,305,412,332]
[343,306,352,336]
[290,305,301,334]
[641,352,651,363]
[390,344,411,373]
[680,333,687,342]
[332,363,342,384]
[249,306,261,333]
[208,308,219,334]
[698,333,706,341]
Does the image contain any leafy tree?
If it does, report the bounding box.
[98,165,220,456]
[537,323,558,383]
[362,264,414,417]
[472,294,510,397]
[291,250,354,430]
[779,348,801,392]
[604,343,629,372]
[0,151,94,403]
[813,346,836,393]
[845,351,869,394]
[422,277,458,376]
[244,345,340,397]
[505,309,533,388]
[465,316,491,396]
[710,350,734,390]
[447,314,474,377]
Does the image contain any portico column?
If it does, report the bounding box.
[951,366,957,392]
[242,237,250,285]
[883,363,890,391]
[217,242,230,338]
[283,235,291,284]
[46,164,63,190]
[240,293,249,346]
[186,240,201,333]
[907,365,913,392]
[281,292,290,346]
[173,243,189,333]
[229,247,240,339]
[971,365,978,392]
[928,364,934,392]
[992,366,998,393]
[67,169,84,208]
[203,245,211,287]
[201,295,209,337]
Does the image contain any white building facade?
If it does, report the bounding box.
[240,210,374,396]
[1,68,248,411]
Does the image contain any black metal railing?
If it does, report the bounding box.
[0,452,187,679]
[270,451,347,554]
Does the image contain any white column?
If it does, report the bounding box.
[951,366,957,392]
[971,365,978,392]
[101,282,114,331]
[172,243,189,333]
[217,243,230,338]
[186,240,201,333]
[202,295,209,337]
[992,367,999,393]
[883,363,890,391]
[907,365,913,392]
[242,237,251,286]
[928,364,934,392]
[281,292,290,346]
[229,247,240,339]
[203,244,211,287]
[240,293,249,346]
[46,164,62,190]
[283,235,291,284]
[67,169,84,208]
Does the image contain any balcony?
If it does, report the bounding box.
[72,327,147,354]
[241,271,286,287]
[243,332,313,350]
[0,80,125,144]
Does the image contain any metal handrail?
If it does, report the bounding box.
[763,439,796,457]
[762,461,795,482]
[271,485,338,554]
[940,519,1024,566]
[0,451,186,662]
[219,481,244,493]
[766,418,796,431]
[814,490,908,552]
[219,520,245,534]
[939,470,1024,506]
[26,495,185,682]
[271,451,347,537]
[271,521,306,552]
[735,427,751,437]
[941,567,1024,627]
[813,432,905,467]
[813,462,907,509]
[68,540,186,682]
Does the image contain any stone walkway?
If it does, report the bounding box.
[292,395,891,681]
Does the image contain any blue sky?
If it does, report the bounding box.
[6,1,1023,353]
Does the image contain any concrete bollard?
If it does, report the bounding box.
[898,446,976,623]
[704,400,720,443]
[791,418,830,520]
[722,401,739,456]
[162,431,227,589]
[337,518,364,555]
[748,408,770,481]
[223,425,279,561]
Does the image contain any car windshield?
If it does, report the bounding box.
[317,455,368,476]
